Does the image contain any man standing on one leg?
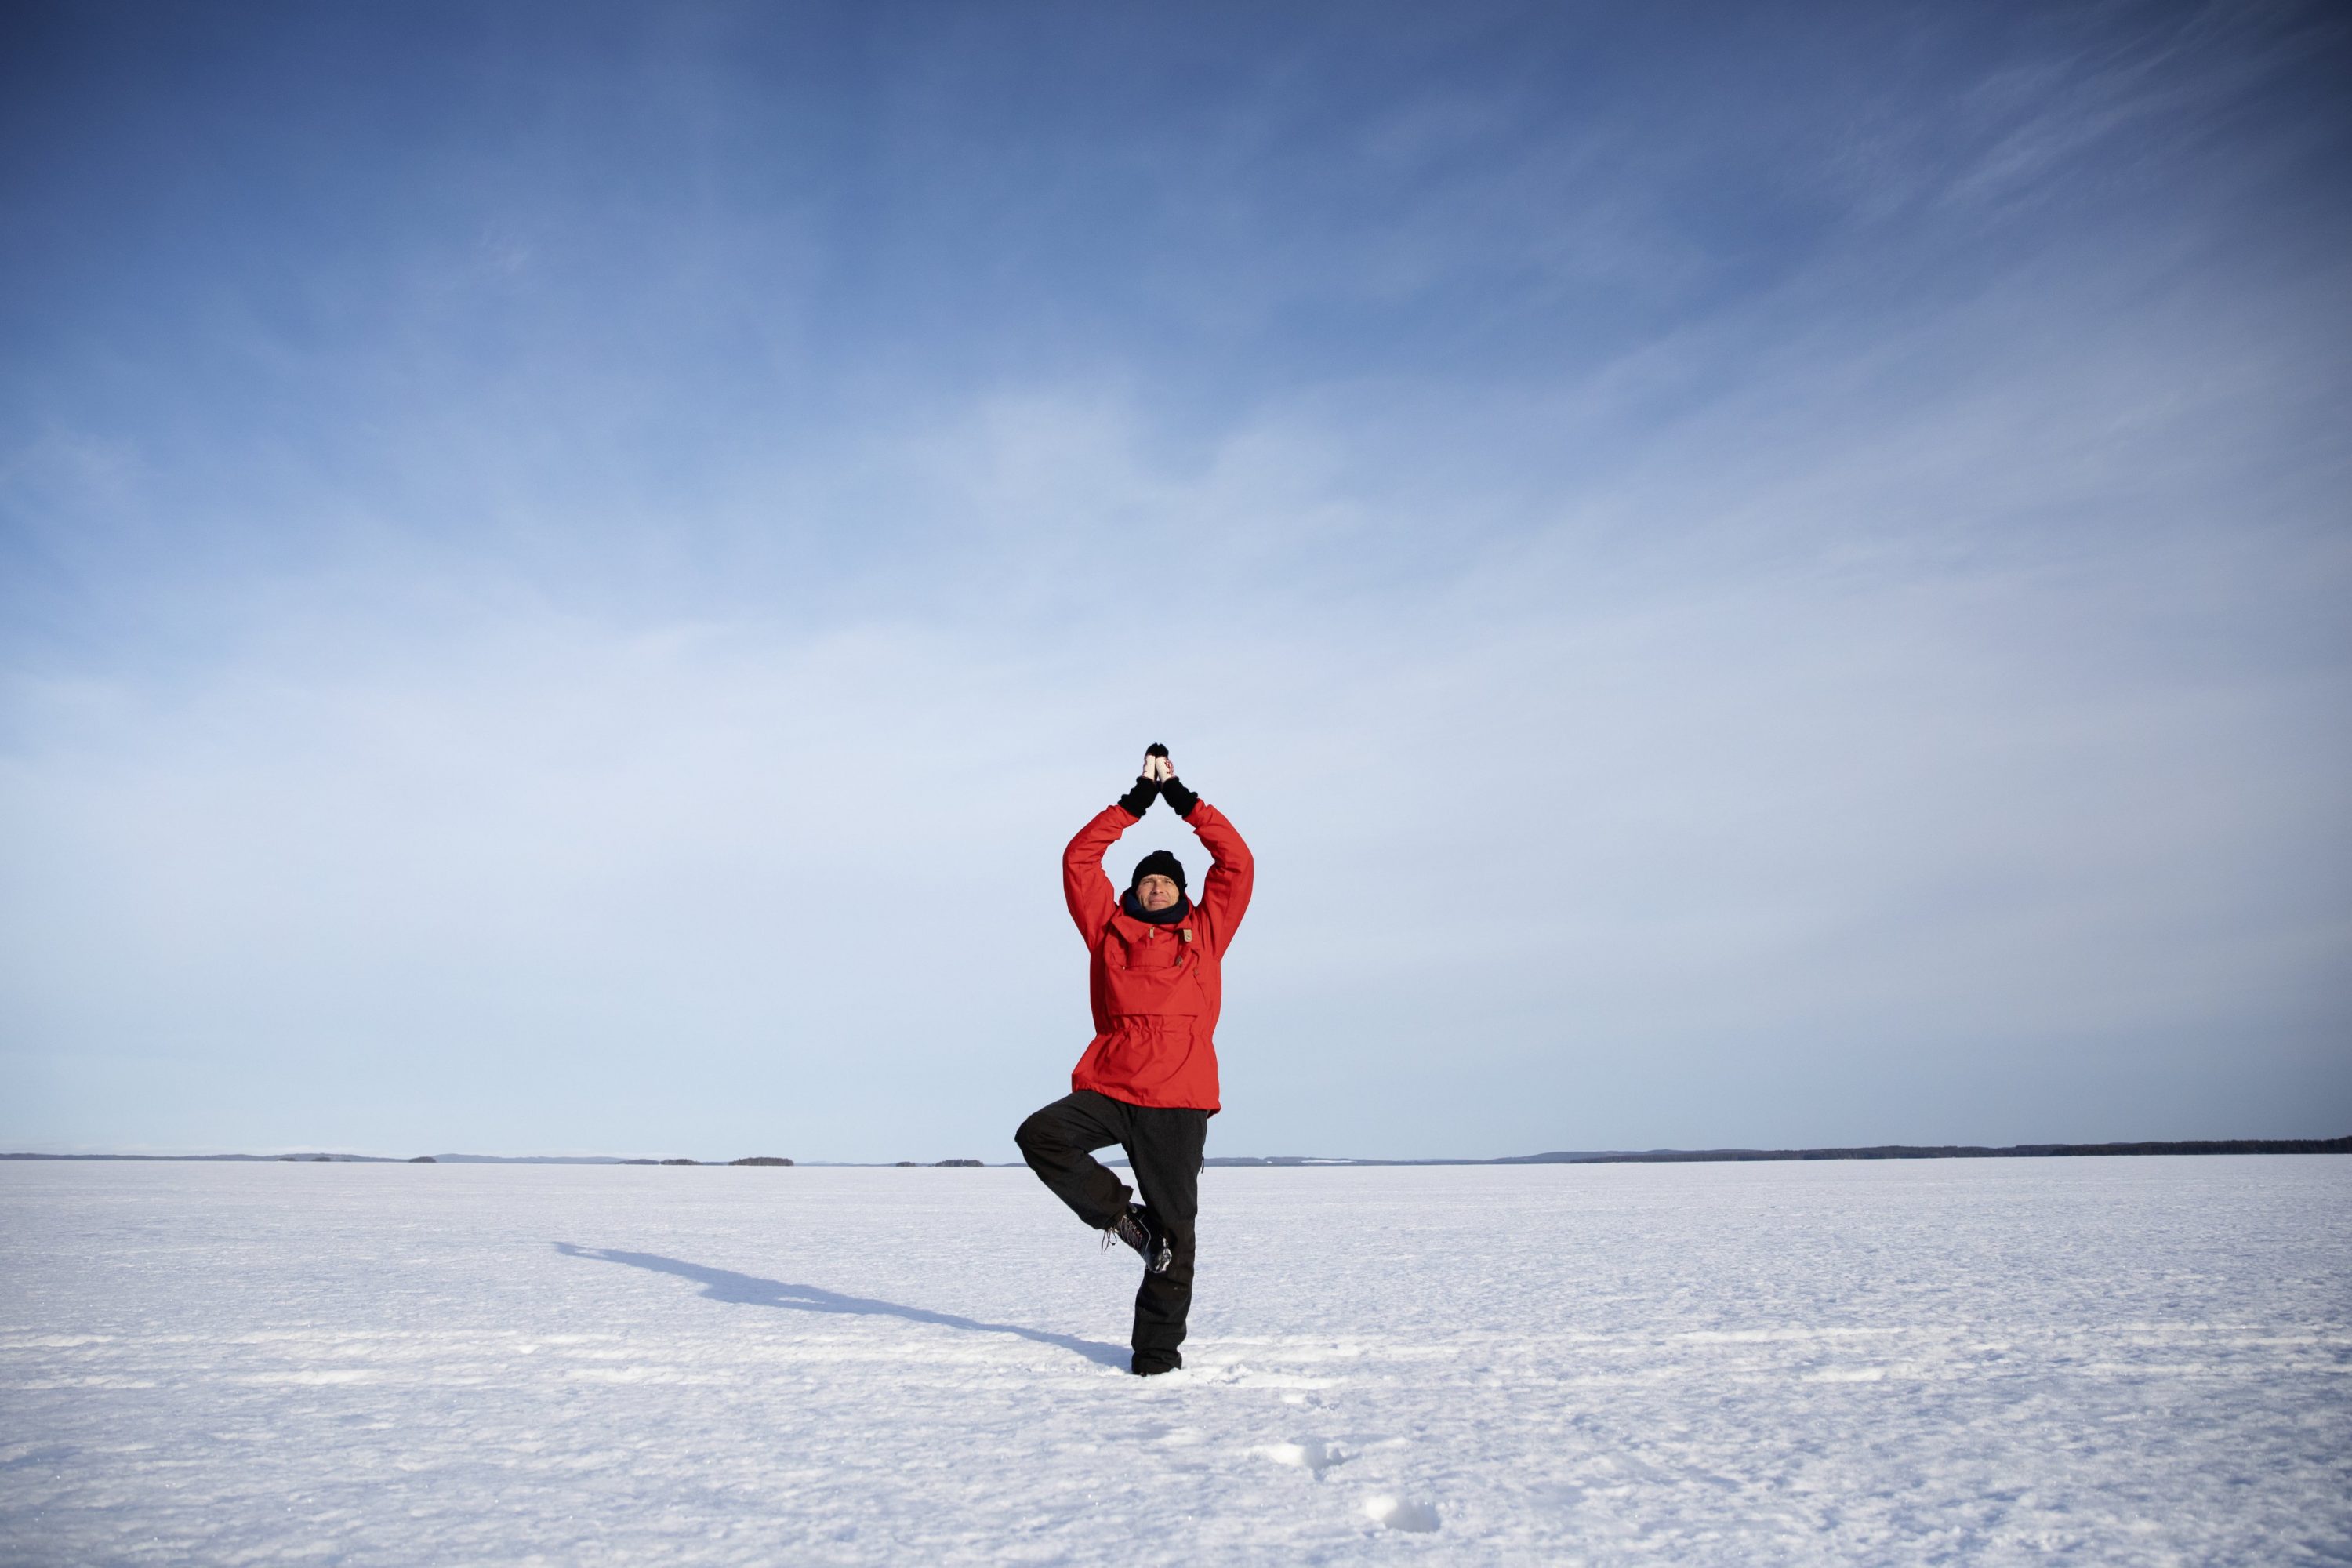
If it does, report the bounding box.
[1016,745,1255,1376]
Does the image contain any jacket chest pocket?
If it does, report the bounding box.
[1114,927,1187,971]
[1102,932,1206,1016]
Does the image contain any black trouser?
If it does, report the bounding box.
[1015,1090,1207,1374]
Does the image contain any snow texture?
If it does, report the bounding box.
[2,1156,2347,1565]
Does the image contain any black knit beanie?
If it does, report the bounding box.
[1129,849,1187,892]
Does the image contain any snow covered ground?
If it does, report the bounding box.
[2,1156,2346,1566]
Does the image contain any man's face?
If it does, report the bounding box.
[1134,873,1181,913]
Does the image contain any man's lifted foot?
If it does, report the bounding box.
[1103,1204,1173,1275]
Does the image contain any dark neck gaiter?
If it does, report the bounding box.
[1121,887,1192,925]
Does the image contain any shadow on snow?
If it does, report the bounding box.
[553,1243,1130,1370]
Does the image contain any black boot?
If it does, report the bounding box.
[1102,1203,1173,1275]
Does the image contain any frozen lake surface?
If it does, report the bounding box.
[2,1156,2347,1565]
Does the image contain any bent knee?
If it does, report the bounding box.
[1014,1113,1054,1156]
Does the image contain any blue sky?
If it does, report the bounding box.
[2,0,2347,1160]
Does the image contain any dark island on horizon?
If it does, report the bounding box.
[5,1135,2346,1166]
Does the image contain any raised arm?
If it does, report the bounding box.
[1062,764,1160,937]
[1162,773,1253,953]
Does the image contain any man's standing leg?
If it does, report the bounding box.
[1015,1091,1138,1229]
[1123,1105,1208,1375]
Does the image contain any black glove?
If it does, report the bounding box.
[1116,775,1160,817]
[1160,775,1199,818]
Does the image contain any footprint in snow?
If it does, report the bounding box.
[1254,1438,1346,1477]
[1363,1495,1440,1533]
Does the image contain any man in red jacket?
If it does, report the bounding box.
[1016,745,1255,1376]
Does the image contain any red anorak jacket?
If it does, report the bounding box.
[1063,798,1254,1112]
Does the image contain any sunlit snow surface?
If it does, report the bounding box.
[3,1157,2347,1565]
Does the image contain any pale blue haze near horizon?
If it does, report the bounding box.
[2,1,2347,1161]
